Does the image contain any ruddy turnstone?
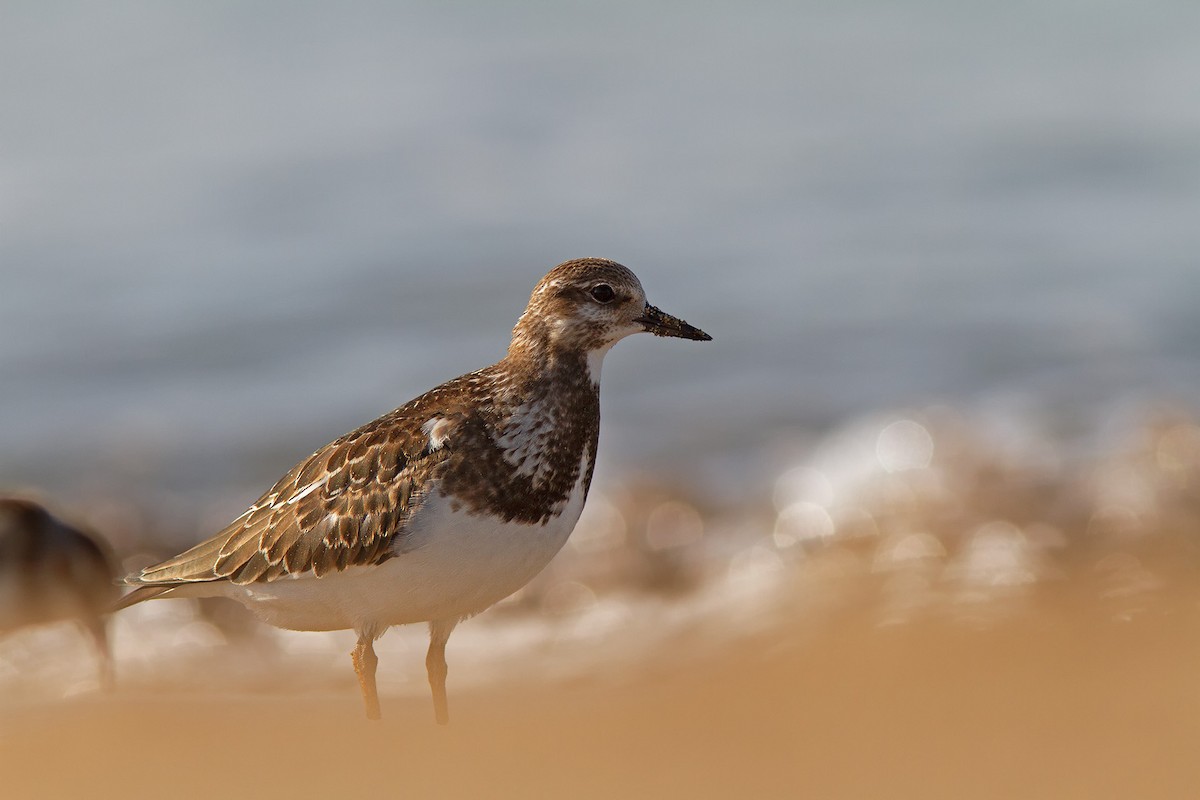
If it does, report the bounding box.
[0,497,119,689]
[118,258,710,721]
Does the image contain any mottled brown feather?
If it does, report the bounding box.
[122,258,680,593]
[129,352,598,588]
[132,401,453,586]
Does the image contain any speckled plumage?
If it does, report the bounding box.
[118,257,710,721]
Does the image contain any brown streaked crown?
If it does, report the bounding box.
[508,258,650,359]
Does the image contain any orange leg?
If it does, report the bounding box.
[351,635,381,720]
[426,619,457,725]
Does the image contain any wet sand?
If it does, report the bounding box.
[4,578,1199,800]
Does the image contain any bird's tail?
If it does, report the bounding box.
[112,583,174,612]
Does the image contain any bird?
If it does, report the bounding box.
[117,257,711,721]
[0,497,119,690]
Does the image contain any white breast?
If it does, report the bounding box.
[223,455,592,633]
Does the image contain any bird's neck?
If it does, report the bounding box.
[503,335,605,393]
[434,341,601,525]
[491,338,601,478]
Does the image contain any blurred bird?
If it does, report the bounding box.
[0,497,119,690]
[117,258,710,721]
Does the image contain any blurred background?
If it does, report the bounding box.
[2,2,1200,797]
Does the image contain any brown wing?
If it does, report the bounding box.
[131,413,453,587]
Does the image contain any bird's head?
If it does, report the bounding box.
[509,258,711,377]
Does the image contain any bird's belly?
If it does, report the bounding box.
[226,486,586,633]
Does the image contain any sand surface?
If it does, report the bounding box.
[4,578,1199,800]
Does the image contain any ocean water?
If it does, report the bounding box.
[1,1,1198,538]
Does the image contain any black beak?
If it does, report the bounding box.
[634,304,712,341]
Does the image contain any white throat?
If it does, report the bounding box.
[585,344,613,385]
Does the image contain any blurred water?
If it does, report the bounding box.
[2,1,1199,526]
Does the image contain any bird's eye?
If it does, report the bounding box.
[589,284,615,303]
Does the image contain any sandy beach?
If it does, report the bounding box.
[4,570,1199,800]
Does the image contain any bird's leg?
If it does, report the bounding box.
[426,618,458,725]
[80,615,113,692]
[351,635,382,720]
